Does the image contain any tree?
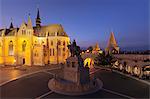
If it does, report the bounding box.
[94,52,114,67]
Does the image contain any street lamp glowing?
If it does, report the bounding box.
[87,50,89,53]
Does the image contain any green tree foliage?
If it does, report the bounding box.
[94,52,114,66]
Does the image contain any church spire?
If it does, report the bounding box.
[9,18,14,29]
[36,8,41,27]
[37,8,40,19]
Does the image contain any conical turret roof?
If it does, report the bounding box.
[107,32,118,48]
[94,43,100,50]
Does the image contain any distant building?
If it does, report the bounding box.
[105,32,119,54]
[0,9,70,66]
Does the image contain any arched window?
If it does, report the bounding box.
[51,41,53,46]
[57,40,61,45]
[22,40,27,52]
[9,41,14,55]
[58,48,61,56]
[22,30,26,35]
[48,32,50,36]
[63,48,65,51]
[63,41,65,46]
[57,32,59,36]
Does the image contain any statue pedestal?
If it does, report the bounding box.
[48,56,103,95]
[48,77,103,95]
[63,56,90,84]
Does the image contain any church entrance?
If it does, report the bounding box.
[23,58,25,65]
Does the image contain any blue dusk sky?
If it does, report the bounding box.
[0,0,149,51]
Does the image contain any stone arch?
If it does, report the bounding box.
[84,58,94,69]
[133,65,141,76]
[63,41,65,46]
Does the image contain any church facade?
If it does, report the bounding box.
[0,9,70,66]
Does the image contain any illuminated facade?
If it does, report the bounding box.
[0,9,70,66]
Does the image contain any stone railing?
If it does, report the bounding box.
[114,54,150,61]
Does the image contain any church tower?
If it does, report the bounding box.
[36,8,41,28]
[105,32,119,54]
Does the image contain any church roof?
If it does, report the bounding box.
[1,23,68,37]
[0,28,19,36]
[1,8,68,37]
[5,28,19,36]
[34,24,68,37]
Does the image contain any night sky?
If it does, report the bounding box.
[0,0,149,51]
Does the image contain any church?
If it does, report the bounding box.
[0,9,70,66]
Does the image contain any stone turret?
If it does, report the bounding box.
[105,32,119,54]
[92,43,101,54]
